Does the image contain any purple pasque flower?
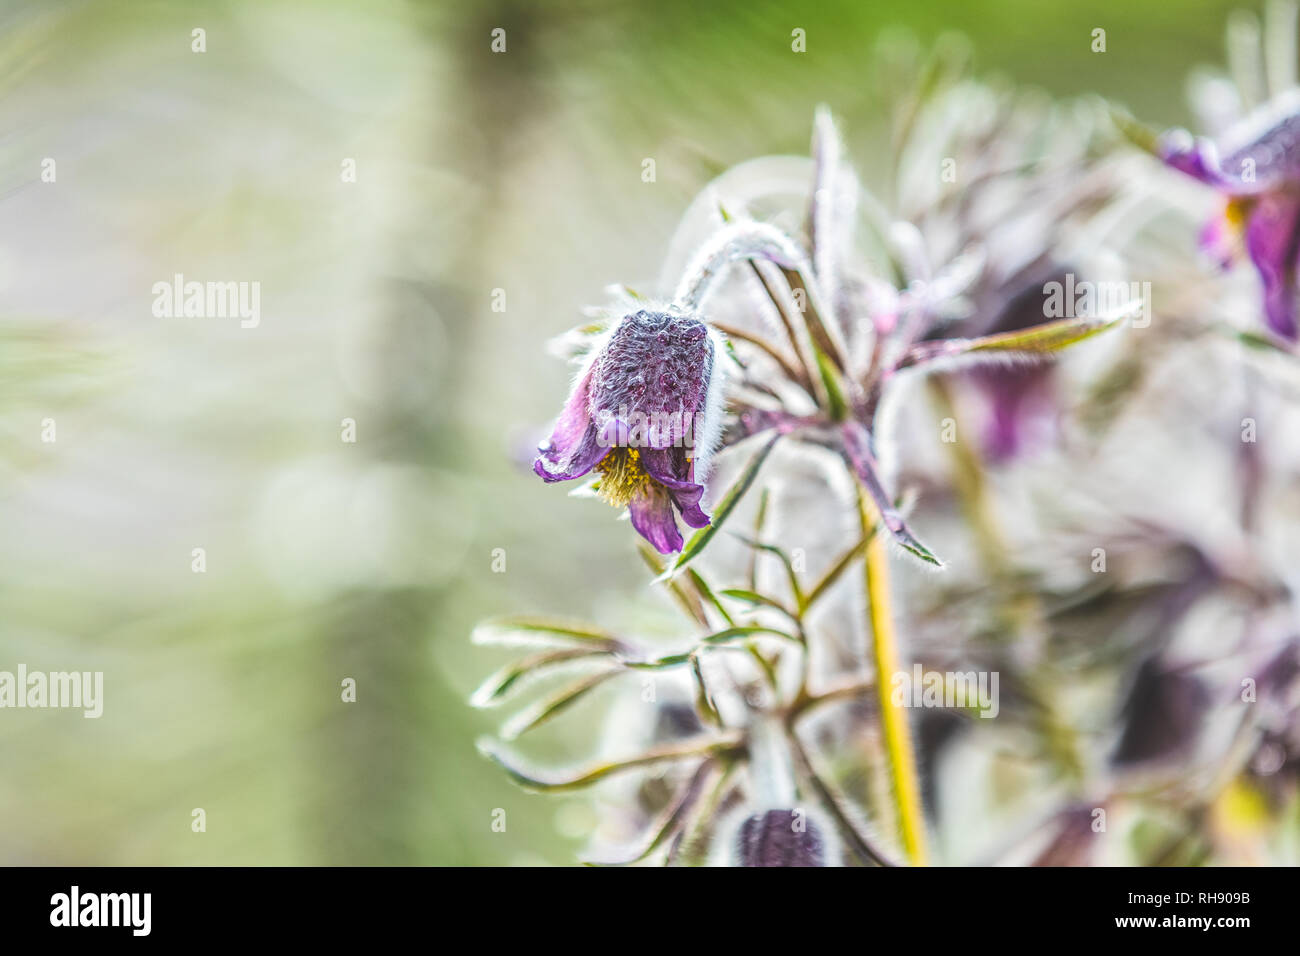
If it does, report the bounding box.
[1160,95,1300,341]
[534,308,725,554]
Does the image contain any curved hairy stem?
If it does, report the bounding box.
[786,723,897,867]
[857,487,930,865]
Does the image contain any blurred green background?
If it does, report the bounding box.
[0,0,1252,864]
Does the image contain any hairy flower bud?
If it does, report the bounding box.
[734,808,828,867]
[534,308,725,553]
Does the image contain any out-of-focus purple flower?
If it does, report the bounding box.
[534,309,725,554]
[1243,636,1300,801]
[948,265,1072,462]
[971,363,1055,462]
[1160,110,1300,341]
[1111,656,1209,768]
[890,63,1129,463]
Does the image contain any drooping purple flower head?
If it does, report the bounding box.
[534,309,723,554]
[1160,101,1300,340]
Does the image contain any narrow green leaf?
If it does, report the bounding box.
[1236,328,1297,356]
[583,759,718,866]
[813,343,849,421]
[779,265,849,374]
[720,587,777,606]
[669,761,739,865]
[697,625,799,646]
[689,653,721,726]
[728,533,806,608]
[881,516,942,566]
[899,310,1132,370]
[965,311,1131,352]
[619,652,695,669]
[841,422,944,568]
[662,433,780,578]
[686,568,734,627]
[472,616,623,652]
[748,487,771,591]
[719,588,799,622]
[1107,104,1161,155]
[619,625,799,669]
[801,523,880,611]
[640,544,709,626]
[478,733,743,793]
[499,669,621,740]
[470,648,608,708]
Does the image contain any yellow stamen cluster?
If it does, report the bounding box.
[595,448,651,507]
[1224,196,1253,234]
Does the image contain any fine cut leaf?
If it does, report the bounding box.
[813,343,849,421]
[478,733,743,793]
[582,759,718,866]
[472,616,625,652]
[1107,104,1161,156]
[471,647,610,708]
[1235,328,1297,356]
[638,543,709,626]
[661,432,781,579]
[686,568,734,627]
[719,588,794,616]
[840,421,942,567]
[623,625,802,670]
[689,653,721,727]
[779,265,850,374]
[727,533,806,609]
[697,624,800,647]
[748,487,771,591]
[897,310,1132,371]
[500,669,622,740]
[801,523,881,611]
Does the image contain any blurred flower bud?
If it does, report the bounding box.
[1111,657,1208,767]
[734,808,828,867]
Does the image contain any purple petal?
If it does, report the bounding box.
[1244,194,1300,341]
[665,481,709,529]
[1161,130,1283,194]
[1160,132,1232,188]
[1219,108,1300,190]
[532,429,608,483]
[970,365,1055,464]
[640,448,710,529]
[534,364,609,482]
[627,484,683,554]
[1198,212,1238,271]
